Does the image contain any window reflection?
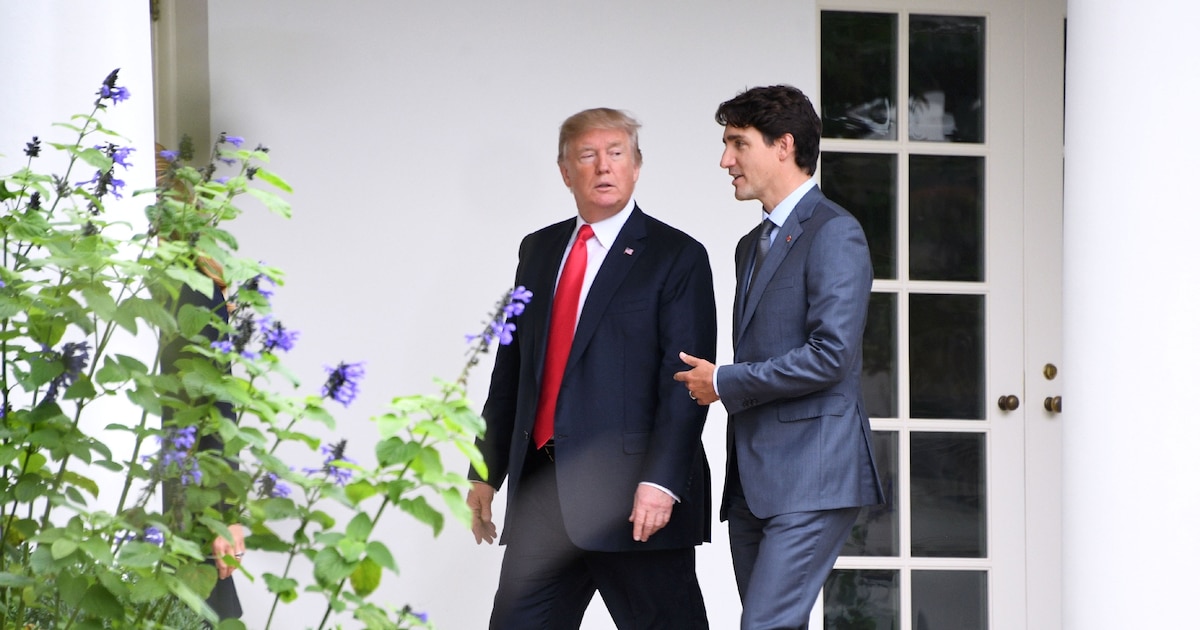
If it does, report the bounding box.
[821,11,898,140]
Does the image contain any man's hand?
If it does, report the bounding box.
[212,523,246,580]
[629,484,675,542]
[467,481,498,544]
[674,351,719,405]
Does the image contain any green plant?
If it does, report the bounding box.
[0,69,522,630]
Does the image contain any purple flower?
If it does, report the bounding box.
[149,426,201,485]
[304,440,356,487]
[99,84,130,103]
[470,286,533,347]
[260,472,292,498]
[144,526,164,545]
[0,280,5,288]
[44,341,90,403]
[415,611,429,623]
[97,144,135,169]
[259,318,300,353]
[220,133,245,148]
[490,321,516,345]
[159,149,179,161]
[321,362,365,407]
[240,274,275,301]
[24,136,40,158]
[215,176,230,184]
[211,339,234,354]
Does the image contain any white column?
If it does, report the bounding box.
[1063,2,1200,628]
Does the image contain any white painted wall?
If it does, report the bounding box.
[205,1,819,628]
[1063,1,1200,629]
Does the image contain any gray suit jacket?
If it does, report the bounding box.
[717,185,884,520]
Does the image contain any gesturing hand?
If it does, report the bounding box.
[674,351,719,405]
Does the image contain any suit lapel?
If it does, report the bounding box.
[735,187,824,344]
[565,206,648,373]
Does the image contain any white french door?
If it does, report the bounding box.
[814,1,1064,628]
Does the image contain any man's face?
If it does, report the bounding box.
[719,125,781,204]
[559,127,640,222]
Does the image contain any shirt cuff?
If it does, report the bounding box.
[638,481,680,503]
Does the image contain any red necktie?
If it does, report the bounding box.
[533,224,593,448]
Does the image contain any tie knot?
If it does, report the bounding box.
[578,224,594,242]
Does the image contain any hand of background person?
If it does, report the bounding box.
[212,523,246,580]
[467,481,498,544]
[629,484,675,542]
[674,351,719,405]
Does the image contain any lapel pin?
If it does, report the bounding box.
[624,247,634,255]
[785,235,792,243]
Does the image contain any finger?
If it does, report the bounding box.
[678,351,698,366]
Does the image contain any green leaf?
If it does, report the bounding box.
[129,575,170,603]
[364,540,397,573]
[349,556,382,597]
[64,373,98,400]
[246,187,292,218]
[345,512,374,542]
[376,436,421,468]
[312,546,357,586]
[79,583,124,619]
[344,480,379,506]
[263,573,299,603]
[177,562,218,603]
[117,541,164,568]
[0,572,35,588]
[178,302,216,338]
[164,573,218,625]
[398,496,445,536]
[252,167,293,193]
[79,536,115,565]
[95,355,130,384]
[75,146,113,170]
[216,619,248,630]
[59,572,89,606]
[50,538,78,560]
[442,486,475,529]
[119,297,176,334]
[81,285,118,321]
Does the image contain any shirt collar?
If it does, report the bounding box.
[762,178,817,228]
[576,197,635,249]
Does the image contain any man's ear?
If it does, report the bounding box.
[775,133,796,162]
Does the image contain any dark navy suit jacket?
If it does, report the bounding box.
[473,206,717,552]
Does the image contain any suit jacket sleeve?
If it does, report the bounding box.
[641,239,717,496]
[468,234,532,489]
[717,214,871,407]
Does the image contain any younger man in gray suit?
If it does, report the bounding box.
[676,85,884,629]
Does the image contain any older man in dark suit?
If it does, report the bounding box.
[468,107,717,630]
[676,85,885,629]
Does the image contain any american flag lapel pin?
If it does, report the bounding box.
[624,247,634,255]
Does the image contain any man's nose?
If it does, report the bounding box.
[595,153,612,172]
[719,149,734,168]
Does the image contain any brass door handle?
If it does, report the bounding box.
[1044,396,1062,413]
[997,395,1020,411]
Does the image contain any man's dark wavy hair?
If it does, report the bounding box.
[715,85,821,175]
